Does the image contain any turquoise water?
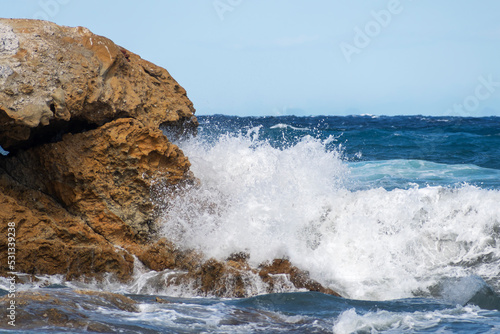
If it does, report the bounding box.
[2,115,500,333]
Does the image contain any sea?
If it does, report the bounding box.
[2,115,500,333]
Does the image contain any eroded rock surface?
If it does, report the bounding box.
[0,18,195,283]
[0,18,196,152]
[0,19,339,297]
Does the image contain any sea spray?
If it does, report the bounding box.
[159,128,348,261]
[160,122,500,301]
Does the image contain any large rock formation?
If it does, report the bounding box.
[0,19,338,297]
[0,18,195,282]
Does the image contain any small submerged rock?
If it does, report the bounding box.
[0,290,137,331]
[138,239,340,298]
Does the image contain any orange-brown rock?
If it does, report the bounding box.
[0,19,195,282]
[259,259,341,297]
[0,18,197,152]
[0,170,134,281]
[138,240,340,298]
[1,118,191,242]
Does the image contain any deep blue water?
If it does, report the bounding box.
[2,115,500,333]
[198,115,500,169]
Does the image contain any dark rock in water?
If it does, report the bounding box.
[155,296,171,304]
[432,275,500,311]
[465,281,500,311]
[0,290,137,331]
[0,19,339,298]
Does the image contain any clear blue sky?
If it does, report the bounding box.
[3,1,500,116]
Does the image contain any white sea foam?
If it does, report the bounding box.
[359,114,379,118]
[332,305,499,333]
[270,123,310,131]
[159,130,500,301]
